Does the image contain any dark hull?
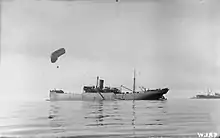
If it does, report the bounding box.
[191,95,220,99]
[135,88,168,100]
[49,88,169,101]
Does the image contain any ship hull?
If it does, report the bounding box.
[191,95,220,99]
[49,88,169,101]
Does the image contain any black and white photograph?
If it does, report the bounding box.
[0,0,220,137]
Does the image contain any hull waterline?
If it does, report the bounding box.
[49,88,169,101]
[191,92,220,99]
[191,95,220,99]
[49,74,169,101]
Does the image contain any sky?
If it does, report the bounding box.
[1,0,220,101]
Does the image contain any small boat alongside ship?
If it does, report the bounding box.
[49,73,169,101]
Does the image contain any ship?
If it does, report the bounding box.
[49,72,169,101]
[191,89,220,99]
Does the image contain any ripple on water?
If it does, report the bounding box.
[0,99,219,137]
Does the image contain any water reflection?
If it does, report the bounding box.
[83,100,169,137]
[84,101,123,127]
[48,104,59,119]
[0,98,216,137]
[132,100,136,136]
[143,100,168,127]
[130,100,169,137]
[85,101,104,125]
[48,102,65,133]
[46,100,214,137]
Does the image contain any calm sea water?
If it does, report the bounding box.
[0,99,220,138]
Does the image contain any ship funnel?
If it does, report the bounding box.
[96,76,99,88]
[99,79,104,90]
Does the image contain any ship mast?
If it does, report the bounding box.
[133,69,136,93]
